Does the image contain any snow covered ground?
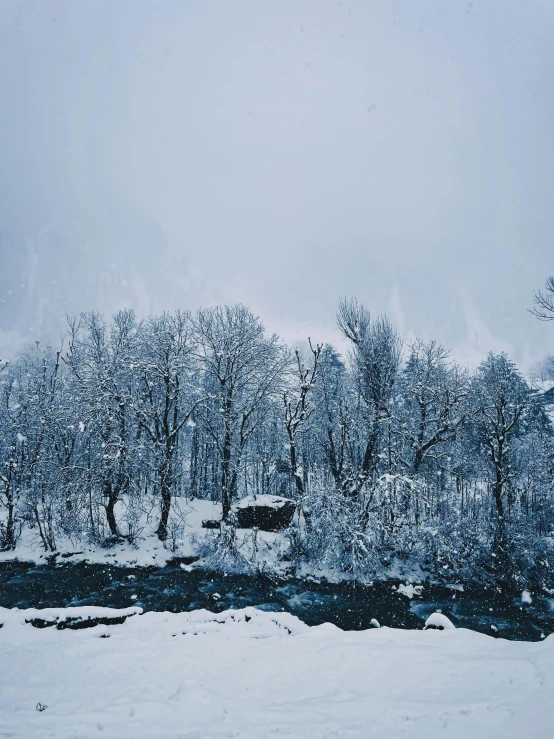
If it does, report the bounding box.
[0,496,427,585]
[0,498,289,571]
[1,606,553,738]
[0,499,227,568]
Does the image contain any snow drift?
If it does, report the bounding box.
[1,605,553,738]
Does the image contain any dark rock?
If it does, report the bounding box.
[27,614,132,630]
[201,520,221,529]
[233,495,296,532]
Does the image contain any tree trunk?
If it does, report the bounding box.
[190,424,199,498]
[1,495,16,550]
[0,461,17,550]
[221,429,232,518]
[493,468,504,520]
[104,482,119,536]
[413,447,424,474]
[492,444,508,565]
[156,475,172,541]
[288,435,304,496]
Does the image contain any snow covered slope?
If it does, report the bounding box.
[0,606,553,738]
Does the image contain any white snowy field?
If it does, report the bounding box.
[1,606,553,738]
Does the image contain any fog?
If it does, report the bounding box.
[1,0,553,368]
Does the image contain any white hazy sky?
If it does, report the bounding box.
[1,0,553,368]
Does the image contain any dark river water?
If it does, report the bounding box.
[1,560,553,641]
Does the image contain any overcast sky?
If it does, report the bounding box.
[1,0,553,368]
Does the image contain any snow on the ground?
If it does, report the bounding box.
[1,606,553,738]
[0,498,429,584]
[0,499,231,568]
[0,498,301,575]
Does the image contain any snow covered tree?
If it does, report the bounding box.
[311,345,355,489]
[193,305,289,518]
[283,340,321,497]
[134,311,200,541]
[396,339,468,474]
[470,353,530,554]
[64,310,140,539]
[0,297,552,586]
[337,299,402,495]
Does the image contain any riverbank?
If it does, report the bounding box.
[3,497,551,595]
[1,605,553,738]
[1,560,553,641]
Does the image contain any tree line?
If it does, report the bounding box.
[1,300,553,585]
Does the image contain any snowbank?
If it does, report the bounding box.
[0,605,308,638]
[0,605,142,629]
[1,606,553,737]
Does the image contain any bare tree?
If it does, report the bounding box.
[471,352,530,554]
[397,339,469,474]
[135,311,200,541]
[64,310,139,538]
[0,369,23,550]
[193,305,289,518]
[312,345,354,488]
[337,299,402,495]
[3,344,70,551]
[283,340,322,496]
[531,276,554,320]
